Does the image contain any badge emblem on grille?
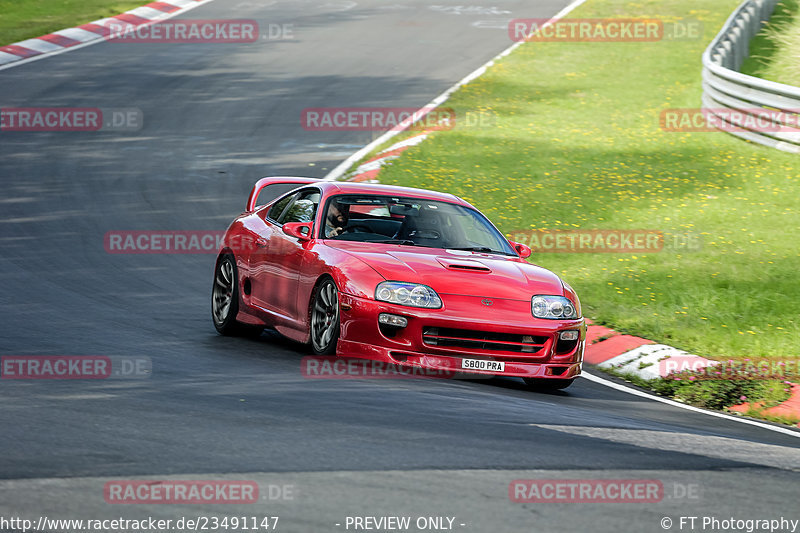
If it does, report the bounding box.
[481,299,493,306]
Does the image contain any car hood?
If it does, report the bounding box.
[325,242,564,300]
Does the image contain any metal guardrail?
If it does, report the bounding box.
[702,0,800,153]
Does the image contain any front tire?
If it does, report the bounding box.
[310,278,340,355]
[212,254,262,337]
[523,377,575,391]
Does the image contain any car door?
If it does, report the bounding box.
[250,188,320,322]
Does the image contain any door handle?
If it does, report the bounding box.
[255,238,268,248]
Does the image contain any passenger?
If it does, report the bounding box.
[325,201,348,237]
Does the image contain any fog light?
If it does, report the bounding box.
[559,330,579,341]
[379,313,408,328]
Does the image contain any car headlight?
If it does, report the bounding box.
[376,282,442,309]
[531,295,578,319]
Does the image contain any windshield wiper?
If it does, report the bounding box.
[449,246,514,256]
[366,239,417,246]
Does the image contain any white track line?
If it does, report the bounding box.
[0,0,219,72]
[323,0,591,180]
[581,371,800,438]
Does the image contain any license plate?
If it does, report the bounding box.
[461,358,505,372]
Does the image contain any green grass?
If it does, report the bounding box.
[0,0,147,46]
[372,0,800,361]
[740,0,800,85]
[740,0,798,77]
[603,367,792,412]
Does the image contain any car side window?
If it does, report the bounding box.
[268,193,294,222]
[278,189,321,224]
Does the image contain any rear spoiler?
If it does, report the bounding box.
[245,176,319,212]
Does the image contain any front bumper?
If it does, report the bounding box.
[336,292,584,379]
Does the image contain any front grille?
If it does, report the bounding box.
[422,327,548,354]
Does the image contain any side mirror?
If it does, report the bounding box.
[510,240,532,259]
[283,222,313,241]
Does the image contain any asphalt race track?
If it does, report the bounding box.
[1,1,799,532]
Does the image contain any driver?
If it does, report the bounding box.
[325,201,348,237]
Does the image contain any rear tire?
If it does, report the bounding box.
[212,254,263,337]
[309,278,340,355]
[523,377,575,391]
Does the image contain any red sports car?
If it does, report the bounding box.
[212,177,585,390]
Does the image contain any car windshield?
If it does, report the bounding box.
[321,194,517,256]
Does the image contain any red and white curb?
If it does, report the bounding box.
[344,132,430,183]
[0,0,213,70]
[596,344,716,380]
[584,319,710,375]
[584,320,712,382]
[584,319,800,426]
